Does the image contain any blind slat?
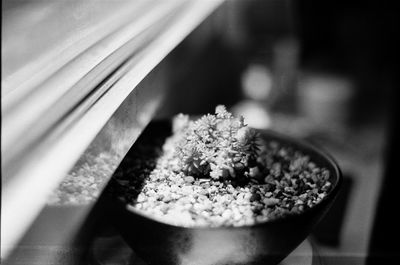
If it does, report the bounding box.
[1,0,224,259]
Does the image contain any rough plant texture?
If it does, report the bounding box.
[170,105,259,181]
[109,107,332,227]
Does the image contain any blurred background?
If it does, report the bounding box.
[2,0,399,264]
[159,1,398,264]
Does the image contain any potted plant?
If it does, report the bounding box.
[105,105,341,265]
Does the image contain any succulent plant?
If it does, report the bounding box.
[171,105,260,181]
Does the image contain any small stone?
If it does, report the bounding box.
[162,195,172,203]
[308,162,316,169]
[184,176,195,184]
[64,186,77,193]
[233,157,242,163]
[249,167,261,178]
[234,162,245,170]
[222,209,233,219]
[264,175,275,184]
[263,198,280,206]
[249,193,261,202]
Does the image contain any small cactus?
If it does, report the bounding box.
[171,105,260,181]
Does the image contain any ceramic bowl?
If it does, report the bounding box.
[104,121,342,265]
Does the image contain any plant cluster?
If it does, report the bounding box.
[170,105,260,181]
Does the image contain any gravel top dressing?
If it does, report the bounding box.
[109,106,332,227]
[49,152,119,205]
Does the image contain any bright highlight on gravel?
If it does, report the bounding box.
[108,106,332,227]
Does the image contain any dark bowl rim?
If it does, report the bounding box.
[112,123,343,231]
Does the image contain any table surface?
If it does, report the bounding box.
[90,234,321,265]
